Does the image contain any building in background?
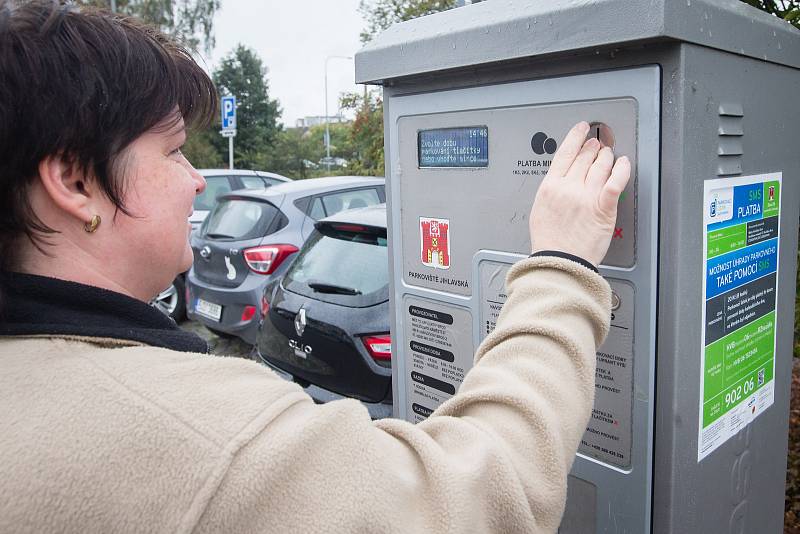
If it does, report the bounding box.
[295,115,348,129]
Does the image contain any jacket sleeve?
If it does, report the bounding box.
[192,256,610,534]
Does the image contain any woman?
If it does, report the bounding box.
[0,2,629,533]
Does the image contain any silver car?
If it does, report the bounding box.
[190,169,290,231]
[186,176,386,345]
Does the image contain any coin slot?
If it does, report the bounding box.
[588,122,615,149]
[611,291,621,311]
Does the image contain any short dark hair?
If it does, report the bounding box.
[0,0,217,269]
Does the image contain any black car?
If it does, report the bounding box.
[256,204,391,418]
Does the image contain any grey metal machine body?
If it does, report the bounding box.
[355,0,800,532]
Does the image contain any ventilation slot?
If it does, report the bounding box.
[717,103,743,176]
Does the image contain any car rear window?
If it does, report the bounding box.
[202,198,286,240]
[193,176,231,211]
[283,225,388,307]
[239,176,268,189]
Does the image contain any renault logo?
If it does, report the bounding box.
[294,308,307,337]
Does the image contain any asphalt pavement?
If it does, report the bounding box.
[179,319,254,358]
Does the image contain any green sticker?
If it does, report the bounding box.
[699,173,782,461]
[706,223,747,259]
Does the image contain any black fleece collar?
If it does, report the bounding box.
[0,272,208,353]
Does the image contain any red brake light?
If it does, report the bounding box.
[332,224,367,232]
[241,305,257,322]
[362,334,391,361]
[243,244,299,275]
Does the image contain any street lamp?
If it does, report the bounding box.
[324,55,353,171]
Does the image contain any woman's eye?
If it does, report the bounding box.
[170,147,183,157]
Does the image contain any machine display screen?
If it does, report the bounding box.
[418,126,489,168]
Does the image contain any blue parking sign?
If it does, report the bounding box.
[221,96,236,130]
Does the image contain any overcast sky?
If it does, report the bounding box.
[206,0,367,128]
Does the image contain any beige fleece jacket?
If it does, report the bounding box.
[0,256,610,533]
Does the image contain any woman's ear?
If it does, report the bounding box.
[36,154,96,225]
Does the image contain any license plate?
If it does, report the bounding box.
[195,298,222,321]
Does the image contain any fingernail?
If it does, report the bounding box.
[579,121,590,131]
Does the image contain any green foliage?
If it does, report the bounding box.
[340,91,385,176]
[309,123,356,162]
[182,129,224,169]
[269,123,371,180]
[211,45,283,170]
[265,129,321,180]
[75,0,221,53]
[740,0,800,29]
[358,0,456,43]
[790,231,800,357]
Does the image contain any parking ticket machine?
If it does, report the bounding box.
[355,0,800,531]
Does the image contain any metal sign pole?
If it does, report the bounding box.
[229,136,234,170]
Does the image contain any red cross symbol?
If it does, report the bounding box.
[613,227,624,239]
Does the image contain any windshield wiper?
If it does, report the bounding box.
[307,281,362,295]
[205,233,235,239]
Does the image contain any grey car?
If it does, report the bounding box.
[186,176,385,345]
[151,169,290,322]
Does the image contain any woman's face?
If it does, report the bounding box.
[106,117,205,300]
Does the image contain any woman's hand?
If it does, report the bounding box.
[529,121,631,267]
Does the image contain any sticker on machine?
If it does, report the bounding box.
[698,172,782,462]
[403,296,473,423]
[420,217,451,269]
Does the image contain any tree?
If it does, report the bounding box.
[211,45,282,170]
[182,129,224,169]
[307,123,356,163]
[340,91,384,176]
[741,0,800,29]
[358,0,455,43]
[265,129,322,180]
[76,0,221,53]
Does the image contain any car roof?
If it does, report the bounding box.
[199,168,290,181]
[222,176,385,202]
[319,203,387,229]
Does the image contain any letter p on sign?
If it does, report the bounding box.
[221,96,236,130]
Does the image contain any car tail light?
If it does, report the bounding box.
[332,224,367,232]
[243,244,299,275]
[241,305,257,322]
[362,334,391,363]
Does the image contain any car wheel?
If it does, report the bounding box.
[152,277,186,322]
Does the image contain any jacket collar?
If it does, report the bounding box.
[0,272,208,353]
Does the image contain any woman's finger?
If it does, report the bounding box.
[584,146,615,194]
[598,156,632,214]
[547,122,590,178]
[566,137,602,182]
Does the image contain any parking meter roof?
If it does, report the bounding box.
[355,0,800,85]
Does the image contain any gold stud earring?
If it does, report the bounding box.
[84,214,101,233]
